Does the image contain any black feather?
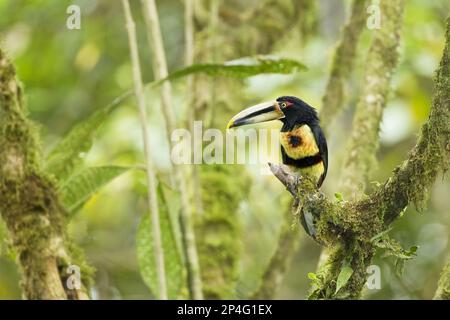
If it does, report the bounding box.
[311,124,328,187]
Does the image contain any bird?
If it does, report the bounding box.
[227,96,328,188]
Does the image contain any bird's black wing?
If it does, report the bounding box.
[311,124,328,187]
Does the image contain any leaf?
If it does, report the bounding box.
[136,183,185,299]
[307,272,318,281]
[44,92,130,182]
[59,165,131,214]
[373,235,418,260]
[157,179,184,265]
[156,56,307,84]
[409,245,418,254]
[335,266,353,294]
[44,56,304,183]
[370,227,393,243]
[334,192,344,203]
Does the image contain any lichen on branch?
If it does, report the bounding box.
[270,14,449,299]
[320,0,368,129]
[339,0,405,198]
[434,262,450,300]
[0,48,91,300]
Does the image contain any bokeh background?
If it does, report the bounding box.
[0,0,449,299]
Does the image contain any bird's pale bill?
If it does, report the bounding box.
[227,101,285,129]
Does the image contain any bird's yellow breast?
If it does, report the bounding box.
[291,161,324,182]
[279,124,319,159]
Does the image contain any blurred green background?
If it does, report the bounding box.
[0,0,449,299]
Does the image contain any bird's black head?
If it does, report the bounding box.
[276,96,319,130]
[227,95,319,130]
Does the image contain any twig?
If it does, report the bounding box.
[184,0,203,216]
[269,163,302,197]
[141,0,204,299]
[121,0,168,300]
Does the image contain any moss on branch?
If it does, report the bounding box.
[271,14,449,299]
[434,262,450,300]
[0,48,91,299]
[339,0,405,197]
[251,197,302,300]
[369,15,450,224]
[320,0,368,129]
[195,165,250,299]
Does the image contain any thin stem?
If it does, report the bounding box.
[184,0,203,216]
[121,0,168,300]
[141,0,204,299]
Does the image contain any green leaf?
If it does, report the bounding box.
[373,235,418,260]
[409,245,418,254]
[44,93,130,182]
[370,227,393,243]
[334,192,344,203]
[59,165,131,214]
[307,272,318,281]
[335,266,353,294]
[156,56,307,84]
[44,56,304,183]
[136,183,185,299]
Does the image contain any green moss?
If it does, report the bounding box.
[0,48,93,299]
[434,262,450,300]
[251,196,301,299]
[339,0,405,198]
[321,0,367,128]
[195,164,251,299]
[300,13,449,300]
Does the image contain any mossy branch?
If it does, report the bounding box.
[0,49,90,299]
[318,0,402,271]
[320,0,368,129]
[270,14,449,298]
[434,262,450,300]
[339,0,405,197]
[251,201,302,300]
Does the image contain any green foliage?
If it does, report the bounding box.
[372,234,418,276]
[44,55,304,184]
[136,183,185,299]
[334,192,344,203]
[44,99,126,183]
[307,272,318,281]
[369,227,394,242]
[158,56,306,83]
[59,165,131,214]
[196,164,251,299]
[1,0,447,300]
[335,265,353,294]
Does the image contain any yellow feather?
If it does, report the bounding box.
[279,125,319,159]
